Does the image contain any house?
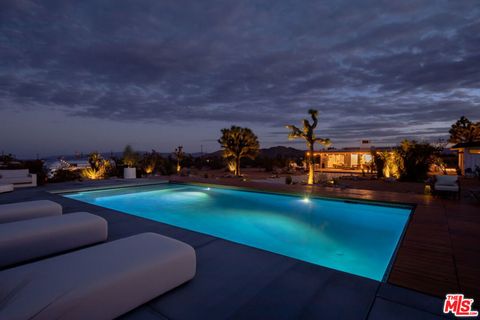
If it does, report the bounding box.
[451,142,480,175]
[306,147,393,172]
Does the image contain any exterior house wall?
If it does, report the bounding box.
[309,148,390,171]
[464,149,480,173]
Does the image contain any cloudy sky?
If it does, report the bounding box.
[1,0,479,158]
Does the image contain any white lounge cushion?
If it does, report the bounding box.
[435,175,458,185]
[0,200,62,224]
[435,185,459,192]
[434,175,459,193]
[0,184,14,193]
[0,232,196,320]
[0,212,108,268]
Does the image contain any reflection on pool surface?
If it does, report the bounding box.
[64,183,411,281]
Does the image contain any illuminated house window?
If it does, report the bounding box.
[469,149,480,154]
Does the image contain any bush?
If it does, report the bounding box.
[23,160,48,185]
[140,150,162,176]
[396,140,440,182]
[49,169,81,183]
[285,175,293,185]
[123,145,139,168]
[156,156,176,175]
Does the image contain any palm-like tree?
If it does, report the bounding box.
[286,109,330,185]
[218,126,259,176]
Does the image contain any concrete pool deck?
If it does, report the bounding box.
[1,178,475,319]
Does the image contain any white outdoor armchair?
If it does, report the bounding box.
[434,175,460,199]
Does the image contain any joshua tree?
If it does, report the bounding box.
[449,116,480,144]
[174,146,184,173]
[286,109,330,185]
[218,126,259,176]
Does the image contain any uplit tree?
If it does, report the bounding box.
[286,109,330,184]
[83,151,111,179]
[174,146,184,173]
[141,150,160,175]
[88,152,103,171]
[449,116,480,144]
[371,149,386,178]
[218,126,259,176]
[122,145,139,168]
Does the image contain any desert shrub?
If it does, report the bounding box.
[0,153,15,166]
[23,160,48,185]
[206,156,225,170]
[80,152,113,179]
[263,157,274,172]
[49,169,81,183]
[123,145,139,168]
[474,166,480,179]
[395,140,440,182]
[140,150,162,176]
[104,156,122,177]
[285,175,293,185]
[81,167,106,180]
[156,156,176,175]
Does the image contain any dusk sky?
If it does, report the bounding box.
[1,0,479,158]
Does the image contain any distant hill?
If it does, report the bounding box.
[203,146,305,158]
[259,146,305,158]
[37,146,306,162]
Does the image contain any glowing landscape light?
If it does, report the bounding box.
[302,197,311,203]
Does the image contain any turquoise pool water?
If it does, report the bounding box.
[64,183,412,281]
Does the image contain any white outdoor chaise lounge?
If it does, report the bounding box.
[434,175,460,199]
[0,184,14,193]
[0,200,62,224]
[0,232,196,320]
[0,212,108,268]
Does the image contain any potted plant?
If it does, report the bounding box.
[122,145,138,179]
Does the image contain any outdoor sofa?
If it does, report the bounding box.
[0,169,37,188]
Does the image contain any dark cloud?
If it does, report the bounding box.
[1,0,480,149]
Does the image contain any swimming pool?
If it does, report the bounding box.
[64,183,412,281]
